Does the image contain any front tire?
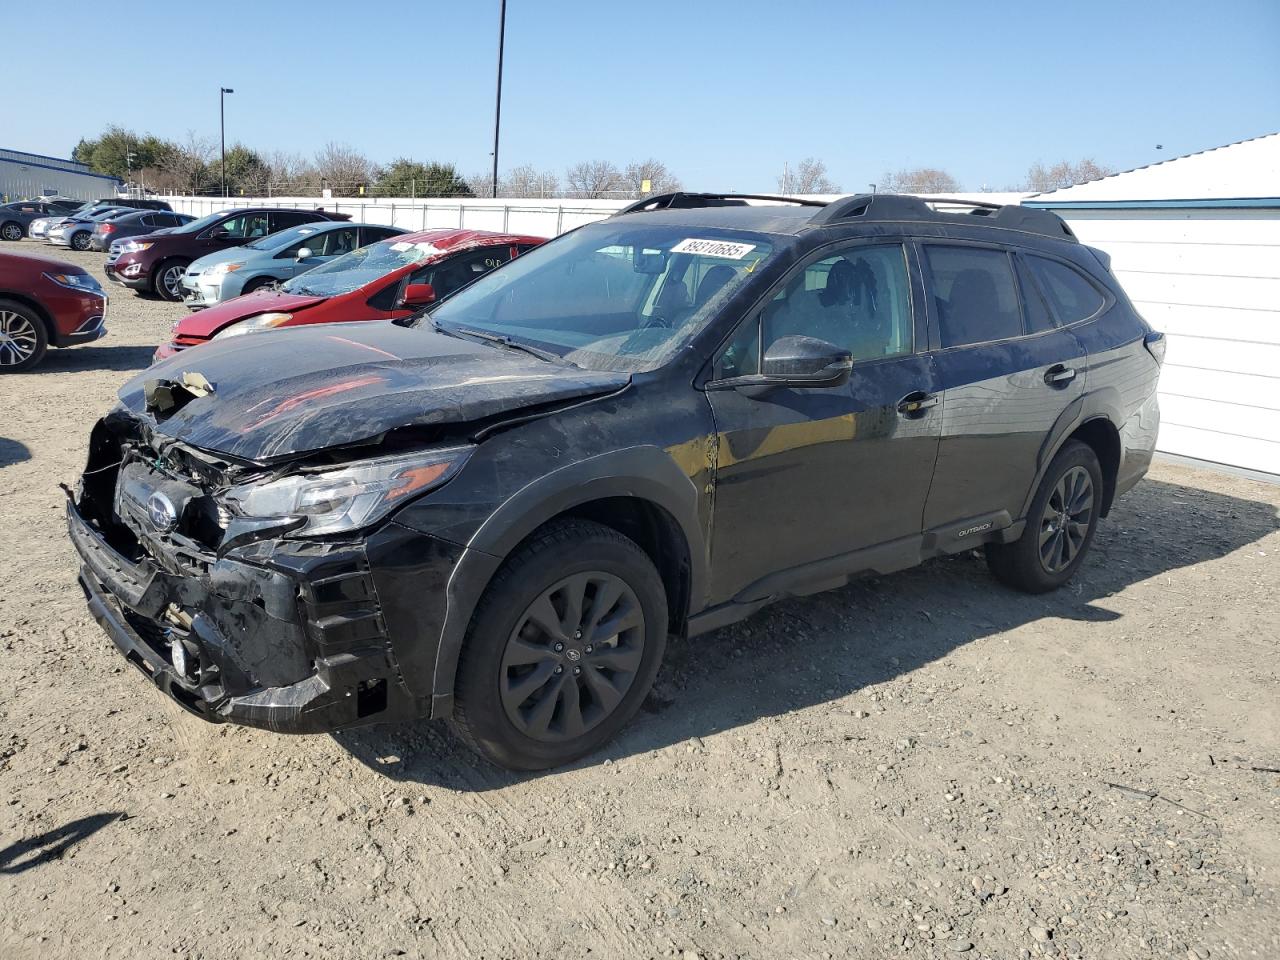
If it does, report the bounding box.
[1,221,23,241]
[70,231,92,251]
[986,439,1103,593]
[0,300,49,371]
[451,519,668,770]
[153,260,189,301]
[241,276,277,295]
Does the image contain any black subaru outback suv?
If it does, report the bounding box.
[68,193,1163,769]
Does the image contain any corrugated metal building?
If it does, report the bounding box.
[0,148,123,201]
[1027,134,1280,477]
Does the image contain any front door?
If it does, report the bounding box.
[705,241,943,605]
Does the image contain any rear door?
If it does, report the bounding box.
[704,239,942,604]
[919,242,1086,534]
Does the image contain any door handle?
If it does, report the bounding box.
[897,391,939,417]
[1044,365,1076,386]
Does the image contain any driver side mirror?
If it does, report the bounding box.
[295,246,314,261]
[711,335,852,395]
[397,282,436,309]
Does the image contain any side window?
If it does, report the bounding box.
[308,227,359,257]
[924,245,1022,347]
[360,227,398,246]
[270,211,313,232]
[1014,256,1056,334]
[766,243,914,361]
[429,247,515,299]
[1027,256,1106,324]
[215,213,268,239]
[713,315,761,379]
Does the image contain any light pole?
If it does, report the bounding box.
[491,0,506,199]
[220,87,235,197]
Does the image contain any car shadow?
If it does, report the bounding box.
[36,345,154,373]
[0,437,31,467]
[0,812,124,875]
[333,476,1279,790]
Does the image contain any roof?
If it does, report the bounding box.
[1027,132,1280,205]
[609,193,1074,242]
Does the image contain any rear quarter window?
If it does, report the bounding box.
[1027,256,1106,324]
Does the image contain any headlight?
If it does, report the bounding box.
[212,312,294,339]
[43,272,103,295]
[209,262,244,275]
[124,241,154,252]
[223,446,473,536]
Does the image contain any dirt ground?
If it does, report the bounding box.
[1,243,1278,960]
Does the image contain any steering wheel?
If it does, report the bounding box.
[642,315,672,330]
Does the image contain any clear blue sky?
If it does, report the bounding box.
[10,0,1279,191]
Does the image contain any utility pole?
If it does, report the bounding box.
[220,87,235,197]
[491,0,507,199]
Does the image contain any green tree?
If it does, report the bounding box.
[219,144,271,196]
[372,159,473,198]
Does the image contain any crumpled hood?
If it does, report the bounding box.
[119,321,628,462]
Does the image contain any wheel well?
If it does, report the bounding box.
[1067,418,1121,516]
[0,292,53,340]
[555,497,692,636]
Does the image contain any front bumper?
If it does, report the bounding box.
[68,497,421,734]
[180,273,227,310]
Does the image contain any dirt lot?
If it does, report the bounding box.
[1,243,1278,960]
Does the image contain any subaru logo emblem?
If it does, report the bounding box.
[146,492,178,532]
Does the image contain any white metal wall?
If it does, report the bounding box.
[158,195,625,237]
[1060,208,1280,475]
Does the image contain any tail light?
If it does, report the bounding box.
[101,224,116,233]
[1143,330,1166,366]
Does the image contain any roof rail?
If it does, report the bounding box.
[613,192,827,217]
[809,193,1076,241]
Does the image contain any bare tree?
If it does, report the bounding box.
[497,164,560,198]
[777,158,839,195]
[1022,158,1112,193]
[264,151,320,195]
[565,160,622,199]
[314,142,374,195]
[159,131,215,194]
[621,159,681,197]
[879,167,962,194]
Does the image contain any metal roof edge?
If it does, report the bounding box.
[1024,197,1280,210]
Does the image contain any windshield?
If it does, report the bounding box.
[281,238,437,297]
[427,223,775,372]
[244,223,322,251]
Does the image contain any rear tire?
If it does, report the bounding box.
[1,222,23,241]
[0,299,49,372]
[451,518,668,770]
[70,230,92,251]
[986,439,1103,593]
[153,259,189,301]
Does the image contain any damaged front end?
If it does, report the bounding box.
[68,407,455,733]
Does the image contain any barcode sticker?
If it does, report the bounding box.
[670,238,757,260]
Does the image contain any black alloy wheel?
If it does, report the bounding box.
[499,571,646,743]
[1038,465,1094,573]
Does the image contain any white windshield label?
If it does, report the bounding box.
[670,238,757,260]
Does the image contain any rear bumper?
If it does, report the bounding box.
[68,498,422,734]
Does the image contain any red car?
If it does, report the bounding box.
[0,250,108,372]
[155,228,544,361]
